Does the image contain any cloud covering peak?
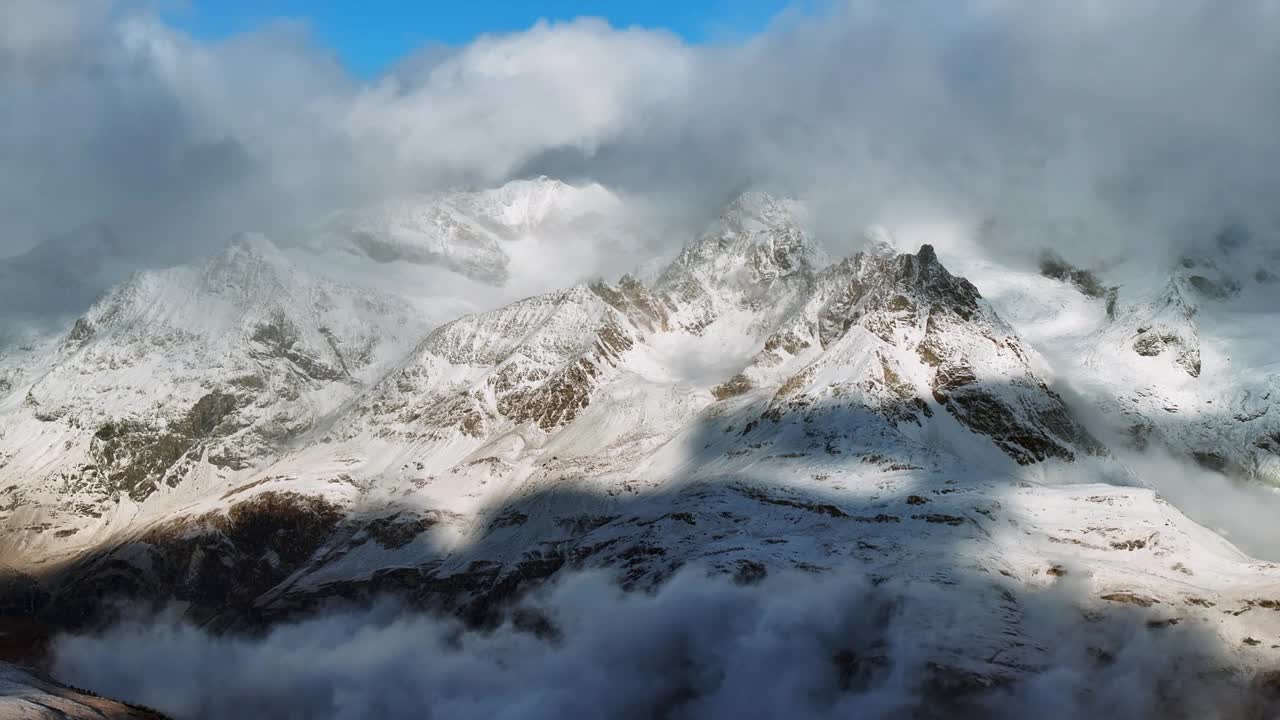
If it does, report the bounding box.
[2,0,1278,315]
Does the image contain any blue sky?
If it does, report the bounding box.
[166,1,799,77]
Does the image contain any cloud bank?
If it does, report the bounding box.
[3,1,1278,273]
[52,567,1266,720]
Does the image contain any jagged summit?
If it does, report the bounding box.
[652,191,825,335]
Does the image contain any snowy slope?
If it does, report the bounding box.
[0,233,428,563]
[952,227,1280,489]
[0,663,167,719]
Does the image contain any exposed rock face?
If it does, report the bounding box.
[1039,251,1112,299]
[48,491,346,628]
[88,391,245,501]
[347,282,648,440]
[590,275,670,333]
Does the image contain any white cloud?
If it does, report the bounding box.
[52,567,1259,720]
[1,0,1278,315]
[0,0,110,67]
[339,20,693,181]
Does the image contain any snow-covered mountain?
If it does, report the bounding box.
[0,233,428,563]
[4,187,1280,702]
[958,229,1280,496]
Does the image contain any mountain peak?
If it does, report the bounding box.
[201,232,294,298]
[917,243,938,265]
[653,192,824,328]
[679,192,823,269]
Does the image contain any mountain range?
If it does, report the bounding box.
[3,178,1280,713]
